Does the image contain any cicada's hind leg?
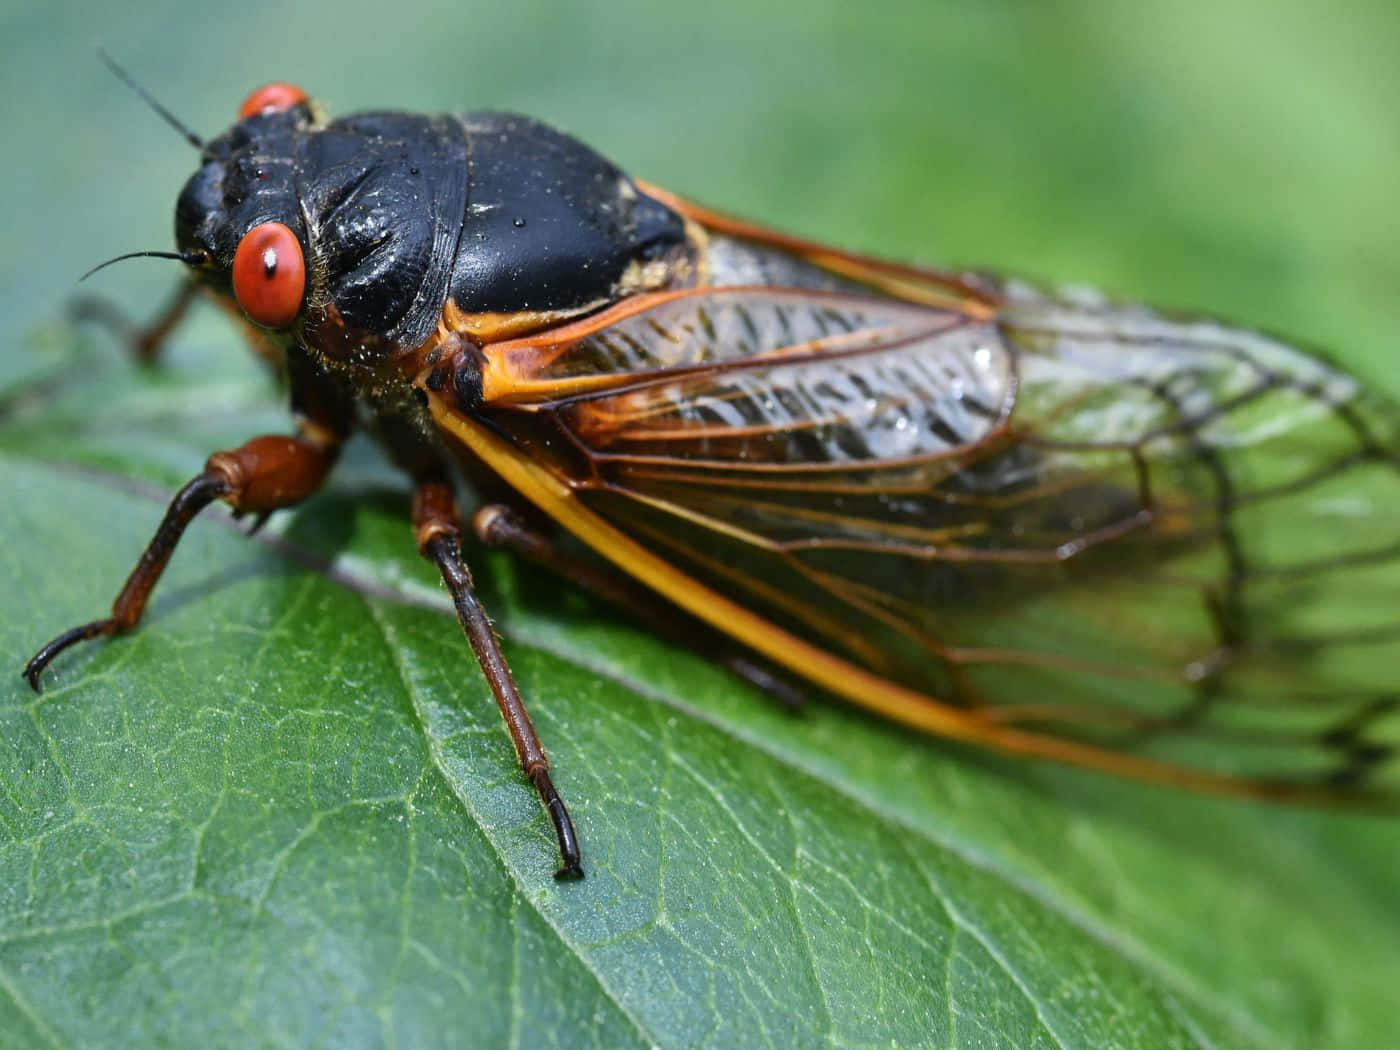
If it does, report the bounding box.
[472,502,808,712]
[411,482,584,880]
[70,276,200,365]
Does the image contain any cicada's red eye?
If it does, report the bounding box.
[231,222,305,329]
[238,82,309,119]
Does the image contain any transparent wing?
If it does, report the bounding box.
[468,282,1400,794]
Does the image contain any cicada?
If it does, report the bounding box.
[26,71,1400,879]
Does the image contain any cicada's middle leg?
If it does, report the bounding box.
[472,503,807,712]
[412,481,584,880]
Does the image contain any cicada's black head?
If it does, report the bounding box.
[175,84,320,335]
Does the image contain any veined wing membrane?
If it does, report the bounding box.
[468,284,1400,793]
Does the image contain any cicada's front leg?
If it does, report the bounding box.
[23,425,343,687]
[412,481,584,880]
[23,355,353,686]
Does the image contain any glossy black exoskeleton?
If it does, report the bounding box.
[178,101,691,351]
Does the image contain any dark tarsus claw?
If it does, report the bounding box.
[231,508,273,536]
[23,619,112,692]
[21,474,231,695]
[531,768,584,881]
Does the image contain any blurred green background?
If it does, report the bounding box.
[1,2,1397,1048]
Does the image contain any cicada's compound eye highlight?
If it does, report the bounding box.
[238,82,309,119]
[231,222,305,328]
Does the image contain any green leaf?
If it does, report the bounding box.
[4,325,1399,1050]
[3,3,1399,1048]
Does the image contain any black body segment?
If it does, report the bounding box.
[297,113,470,347]
[449,113,688,314]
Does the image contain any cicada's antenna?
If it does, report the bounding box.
[80,250,206,282]
[97,47,205,151]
